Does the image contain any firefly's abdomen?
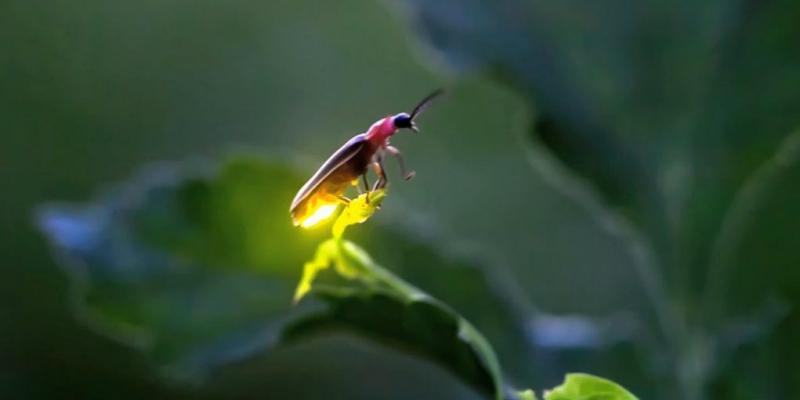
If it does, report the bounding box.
[290,141,374,226]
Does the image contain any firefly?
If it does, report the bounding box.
[290,89,444,227]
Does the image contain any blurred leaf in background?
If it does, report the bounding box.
[37,153,640,399]
[37,153,516,394]
[37,157,496,398]
[394,0,800,398]
[36,158,312,378]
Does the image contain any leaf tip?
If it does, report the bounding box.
[332,189,387,238]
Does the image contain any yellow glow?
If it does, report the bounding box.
[294,189,388,304]
[332,189,386,238]
[294,239,337,303]
[300,204,338,228]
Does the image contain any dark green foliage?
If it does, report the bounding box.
[397,0,800,397]
[285,287,499,397]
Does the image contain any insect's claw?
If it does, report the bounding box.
[404,171,416,181]
[337,195,352,204]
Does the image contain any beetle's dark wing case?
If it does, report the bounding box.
[290,134,368,211]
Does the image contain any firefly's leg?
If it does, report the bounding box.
[385,145,415,181]
[361,173,371,204]
[336,194,351,204]
[371,160,387,191]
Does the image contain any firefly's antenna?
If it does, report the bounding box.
[409,88,445,121]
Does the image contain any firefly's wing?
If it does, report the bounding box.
[290,133,368,213]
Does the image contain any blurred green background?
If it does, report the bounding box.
[2,0,799,399]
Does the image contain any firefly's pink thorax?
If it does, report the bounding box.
[365,116,397,146]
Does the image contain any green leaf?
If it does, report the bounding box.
[37,155,514,398]
[544,373,637,400]
[206,334,485,400]
[332,189,388,239]
[516,389,538,400]
[285,238,505,399]
[288,290,502,397]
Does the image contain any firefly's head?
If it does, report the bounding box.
[392,112,418,133]
[391,89,445,134]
